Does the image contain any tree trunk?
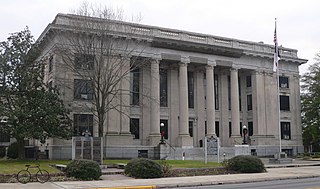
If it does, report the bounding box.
[16,138,26,159]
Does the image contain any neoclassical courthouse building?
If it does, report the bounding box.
[23,14,308,159]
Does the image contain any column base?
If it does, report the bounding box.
[177,134,193,147]
[147,134,161,146]
[105,133,134,146]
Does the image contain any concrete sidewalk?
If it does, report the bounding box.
[1,160,320,189]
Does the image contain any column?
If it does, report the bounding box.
[230,67,241,138]
[178,61,193,146]
[120,58,131,134]
[179,62,189,136]
[205,65,216,137]
[148,59,161,145]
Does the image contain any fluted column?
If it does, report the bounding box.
[179,62,189,136]
[178,60,193,147]
[230,67,241,138]
[206,64,216,137]
[148,59,161,145]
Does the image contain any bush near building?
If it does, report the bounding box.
[0,146,6,158]
[224,155,265,173]
[65,159,101,180]
[125,158,164,178]
[6,142,18,159]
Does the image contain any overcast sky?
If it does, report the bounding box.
[1,0,319,74]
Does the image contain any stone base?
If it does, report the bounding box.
[105,133,134,146]
[230,135,242,145]
[234,145,250,156]
[177,134,193,147]
[147,134,161,146]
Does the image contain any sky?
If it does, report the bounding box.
[1,0,319,74]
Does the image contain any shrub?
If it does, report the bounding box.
[158,160,173,177]
[125,158,164,178]
[7,142,18,159]
[65,159,102,180]
[0,146,6,158]
[224,155,265,173]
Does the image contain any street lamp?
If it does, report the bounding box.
[160,122,165,144]
[242,125,248,145]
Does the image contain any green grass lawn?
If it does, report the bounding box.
[0,159,221,175]
[0,159,70,174]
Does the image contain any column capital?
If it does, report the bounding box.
[151,54,162,61]
[208,59,216,66]
[181,56,190,64]
[231,64,241,71]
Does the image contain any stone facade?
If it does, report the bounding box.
[34,13,307,159]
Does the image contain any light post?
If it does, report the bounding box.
[242,125,248,145]
[160,123,165,144]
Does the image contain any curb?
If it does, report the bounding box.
[87,186,157,189]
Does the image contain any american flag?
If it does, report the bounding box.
[273,19,280,72]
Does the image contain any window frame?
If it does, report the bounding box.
[74,79,94,100]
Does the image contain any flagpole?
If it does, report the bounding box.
[274,18,282,153]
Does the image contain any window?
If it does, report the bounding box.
[248,122,253,136]
[246,75,252,87]
[0,132,10,142]
[160,69,168,107]
[74,53,94,70]
[215,121,219,137]
[49,55,53,72]
[74,114,93,136]
[279,76,289,88]
[247,94,252,111]
[188,72,194,108]
[281,122,291,140]
[130,68,140,105]
[74,79,94,100]
[189,121,193,137]
[229,122,232,137]
[205,121,207,135]
[214,74,219,110]
[280,95,290,111]
[160,120,168,139]
[130,118,139,139]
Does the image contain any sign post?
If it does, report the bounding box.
[204,136,220,164]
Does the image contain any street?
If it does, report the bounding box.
[171,177,320,189]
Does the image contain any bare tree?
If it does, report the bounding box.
[54,2,148,137]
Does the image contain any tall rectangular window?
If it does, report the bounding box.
[280,95,290,111]
[188,72,194,108]
[160,120,168,139]
[214,74,219,110]
[0,132,10,142]
[189,121,193,137]
[215,121,219,137]
[229,122,232,137]
[49,55,53,73]
[247,94,252,111]
[130,118,140,139]
[281,122,291,140]
[205,121,207,135]
[279,76,289,88]
[74,114,93,136]
[248,121,253,136]
[74,53,94,70]
[74,79,94,100]
[130,68,140,105]
[246,75,252,87]
[160,69,168,107]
